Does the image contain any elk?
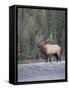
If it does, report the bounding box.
[35,35,62,62]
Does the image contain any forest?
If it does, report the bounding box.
[18,8,65,63]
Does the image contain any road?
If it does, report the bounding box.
[18,61,65,82]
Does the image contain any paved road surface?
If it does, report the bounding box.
[18,61,65,82]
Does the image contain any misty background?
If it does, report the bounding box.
[18,8,65,63]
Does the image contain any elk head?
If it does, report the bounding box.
[35,35,45,48]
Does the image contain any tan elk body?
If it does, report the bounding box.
[43,44,61,56]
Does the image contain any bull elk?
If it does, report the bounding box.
[35,35,61,62]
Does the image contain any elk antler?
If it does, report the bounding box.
[35,35,44,43]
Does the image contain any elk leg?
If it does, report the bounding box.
[45,55,48,62]
[60,56,61,62]
[56,55,61,62]
[58,55,61,62]
[49,56,51,62]
[55,54,58,62]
